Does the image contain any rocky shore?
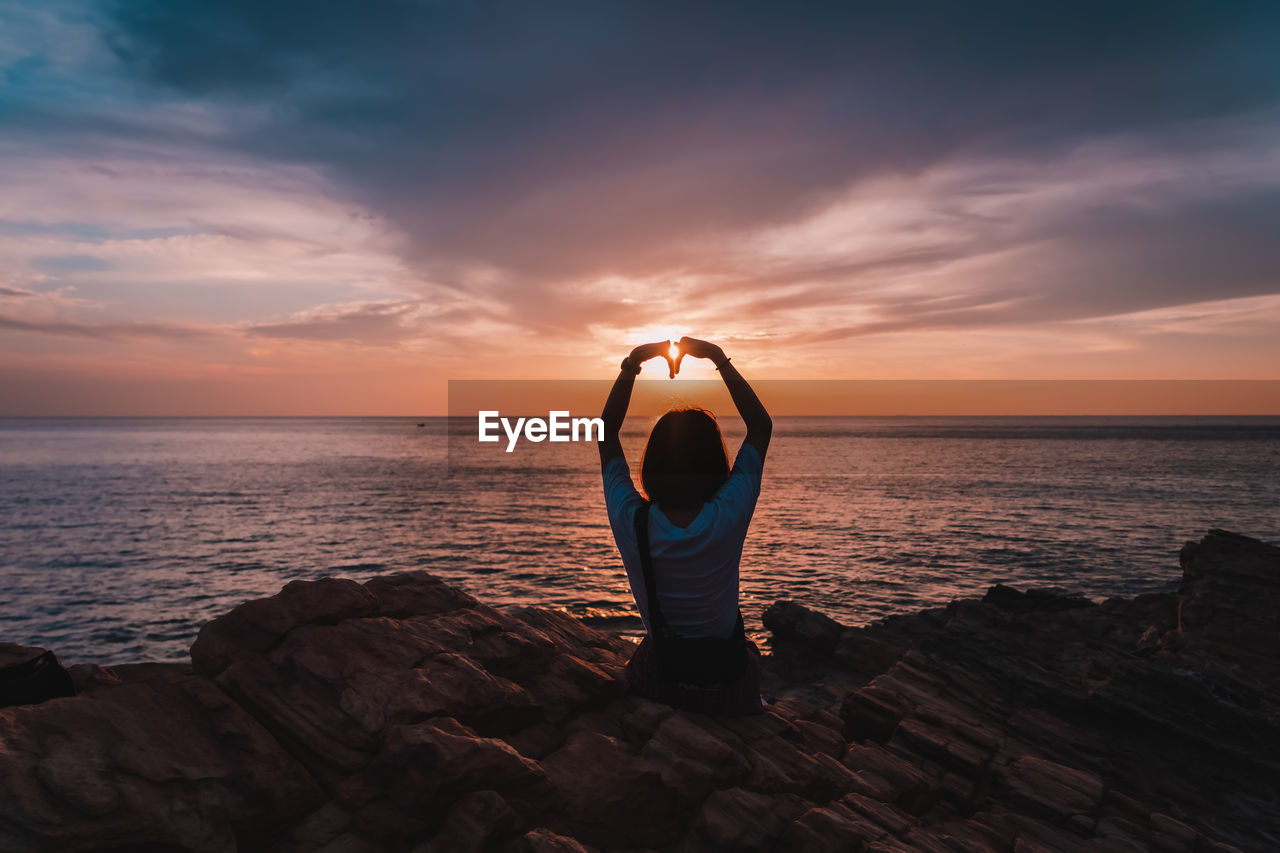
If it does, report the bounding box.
[2,528,1277,852]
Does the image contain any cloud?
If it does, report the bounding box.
[245,299,426,345]
[93,0,1280,290]
[1,0,1278,408]
[0,312,214,339]
[32,253,113,272]
[689,139,1280,345]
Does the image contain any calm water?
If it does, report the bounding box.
[2,416,1278,663]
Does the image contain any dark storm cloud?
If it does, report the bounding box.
[94,0,1280,329]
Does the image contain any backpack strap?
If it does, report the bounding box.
[632,502,674,636]
[633,502,748,643]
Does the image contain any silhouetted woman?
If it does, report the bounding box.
[599,336,771,715]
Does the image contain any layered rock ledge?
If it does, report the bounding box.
[1,528,1277,852]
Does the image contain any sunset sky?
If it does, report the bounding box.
[2,1,1279,414]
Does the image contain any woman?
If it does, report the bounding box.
[599,336,771,715]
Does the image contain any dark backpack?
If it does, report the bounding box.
[633,503,749,687]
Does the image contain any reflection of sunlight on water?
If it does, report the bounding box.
[2,416,1279,662]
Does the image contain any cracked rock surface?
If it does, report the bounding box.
[2,529,1276,851]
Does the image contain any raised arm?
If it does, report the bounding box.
[676,336,772,460]
[599,341,675,469]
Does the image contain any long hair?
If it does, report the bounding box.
[640,407,730,508]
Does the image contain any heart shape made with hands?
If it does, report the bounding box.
[660,337,707,378]
[635,337,714,378]
[667,341,683,379]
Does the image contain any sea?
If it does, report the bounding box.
[2,416,1278,664]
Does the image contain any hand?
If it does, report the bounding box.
[629,340,678,379]
[672,336,726,376]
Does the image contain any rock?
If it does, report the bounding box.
[841,742,938,814]
[523,652,627,723]
[205,606,544,778]
[786,800,887,850]
[762,600,844,655]
[342,718,548,844]
[0,666,321,852]
[741,734,827,795]
[639,712,750,800]
[539,731,683,848]
[411,790,523,853]
[694,787,786,851]
[839,683,909,743]
[2,529,1277,852]
[508,607,634,664]
[518,827,598,853]
[313,832,381,853]
[983,584,1095,614]
[0,643,75,708]
[793,718,846,757]
[284,802,353,849]
[364,571,480,617]
[0,643,47,669]
[999,755,1103,831]
[833,629,904,678]
[1179,529,1280,656]
[191,577,378,678]
[788,529,1280,853]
